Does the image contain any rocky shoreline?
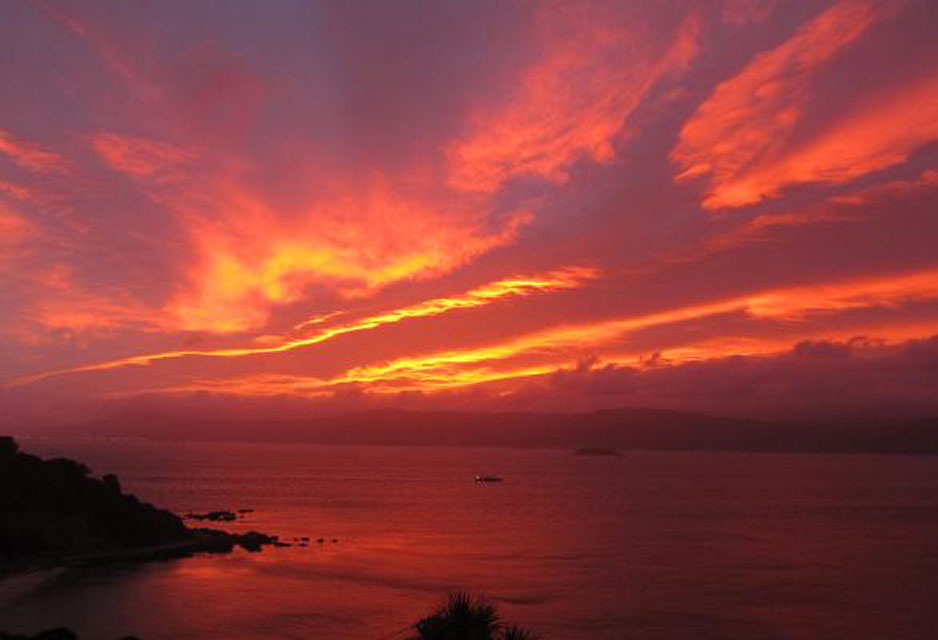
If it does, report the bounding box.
[0,437,287,580]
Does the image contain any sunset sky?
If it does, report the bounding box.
[3,0,938,427]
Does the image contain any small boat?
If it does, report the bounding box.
[474,475,504,483]
[574,447,620,456]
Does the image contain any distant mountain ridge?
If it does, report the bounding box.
[34,407,938,455]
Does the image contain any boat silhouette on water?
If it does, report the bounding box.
[474,474,504,483]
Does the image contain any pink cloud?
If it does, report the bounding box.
[672,0,883,209]
[0,129,67,174]
[447,4,700,193]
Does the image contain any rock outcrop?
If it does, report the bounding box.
[0,437,283,577]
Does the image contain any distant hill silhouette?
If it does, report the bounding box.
[36,408,938,455]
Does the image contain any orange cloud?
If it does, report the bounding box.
[149,362,562,398]
[74,256,938,401]
[87,130,534,334]
[22,265,170,336]
[672,0,884,209]
[763,74,938,188]
[828,168,938,206]
[92,132,195,179]
[744,269,938,320]
[19,264,938,390]
[168,184,533,333]
[0,206,32,239]
[0,129,67,174]
[619,320,938,368]
[447,5,699,193]
[267,265,938,393]
[0,205,34,267]
[0,180,34,202]
[147,317,938,400]
[15,266,597,384]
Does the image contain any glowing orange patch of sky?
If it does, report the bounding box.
[14,266,597,385]
[145,265,938,398]
[143,319,938,401]
[447,5,699,193]
[0,129,66,174]
[672,0,883,209]
[89,131,536,334]
[92,132,195,179]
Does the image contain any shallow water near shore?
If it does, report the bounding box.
[2,439,938,639]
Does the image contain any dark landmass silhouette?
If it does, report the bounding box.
[0,630,82,640]
[0,437,283,579]
[40,407,938,455]
[0,630,139,640]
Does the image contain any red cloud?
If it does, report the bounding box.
[672,0,887,209]
[0,129,67,174]
[448,4,700,193]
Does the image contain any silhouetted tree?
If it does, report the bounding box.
[412,592,538,640]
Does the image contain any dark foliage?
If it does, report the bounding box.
[0,437,286,577]
[0,436,187,573]
[0,629,77,640]
[412,592,538,640]
[0,630,140,640]
[501,625,539,640]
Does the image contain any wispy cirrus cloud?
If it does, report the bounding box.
[672,0,895,209]
[92,132,196,180]
[125,265,938,398]
[447,3,700,193]
[0,204,34,267]
[15,266,597,384]
[88,129,534,334]
[0,129,67,174]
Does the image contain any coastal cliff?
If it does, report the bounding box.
[0,437,279,577]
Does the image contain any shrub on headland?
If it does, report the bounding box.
[0,436,191,570]
[0,437,279,576]
[412,592,539,640]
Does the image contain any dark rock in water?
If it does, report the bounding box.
[236,509,254,514]
[0,437,284,577]
[1,436,189,573]
[238,531,281,552]
[182,510,237,522]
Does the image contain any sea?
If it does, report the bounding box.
[1,439,937,639]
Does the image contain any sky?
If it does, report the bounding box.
[2,0,938,427]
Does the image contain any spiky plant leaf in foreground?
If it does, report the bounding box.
[501,624,540,640]
[411,592,500,640]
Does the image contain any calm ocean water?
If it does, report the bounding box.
[1,439,937,639]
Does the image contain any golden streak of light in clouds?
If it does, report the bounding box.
[14,266,598,385]
[127,266,938,398]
